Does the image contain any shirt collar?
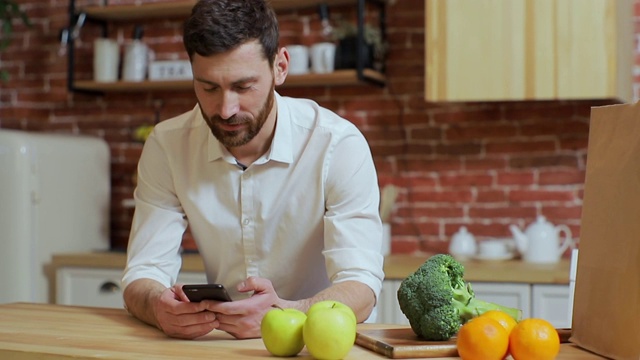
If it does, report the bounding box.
[203,92,294,164]
[199,108,225,163]
[267,92,293,164]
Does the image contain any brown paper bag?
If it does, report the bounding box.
[570,102,640,360]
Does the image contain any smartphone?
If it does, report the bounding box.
[182,284,233,302]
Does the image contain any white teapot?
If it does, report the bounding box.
[509,216,574,263]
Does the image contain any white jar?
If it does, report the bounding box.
[93,38,120,82]
[122,41,149,82]
[448,226,477,260]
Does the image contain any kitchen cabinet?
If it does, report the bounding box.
[378,280,570,328]
[52,253,571,327]
[377,278,409,325]
[471,282,532,319]
[56,267,207,308]
[56,272,569,327]
[424,0,634,102]
[66,0,386,93]
[532,284,572,329]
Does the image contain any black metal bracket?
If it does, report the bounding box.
[355,0,387,87]
[66,0,107,94]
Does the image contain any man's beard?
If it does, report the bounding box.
[201,84,275,148]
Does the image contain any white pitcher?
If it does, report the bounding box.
[509,215,574,263]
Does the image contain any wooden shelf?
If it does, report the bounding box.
[73,69,385,92]
[81,0,360,21]
[70,0,386,91]
[283,69,385,87]
[74,79,192,92]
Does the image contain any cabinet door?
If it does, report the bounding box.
[377,280,410,324]
[425,0,633,102]
[177,272,207,284]
[56,267,124,308]
[531,284,571,329]
[56,268,208,308]
[377,280,532,324]
[471,282,531,319]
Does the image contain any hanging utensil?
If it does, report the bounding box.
[379,184,398,223]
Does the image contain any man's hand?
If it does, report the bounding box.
[125,277,375,340]
[152,284,221,339]
[123,279,220,340]
[203,276,282,339]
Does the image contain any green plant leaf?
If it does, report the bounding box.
[0,20,11,50]
[19,10,31,26]
[0,0,31,55]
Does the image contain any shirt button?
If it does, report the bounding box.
[243,218,250,225]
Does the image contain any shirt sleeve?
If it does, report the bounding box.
[121,129,187,290]
[322,121,385,300]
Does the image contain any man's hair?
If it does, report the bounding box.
[183,0,280,66]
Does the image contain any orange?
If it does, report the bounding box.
[509,318,560,360]
[480,310,518,334]
[456,316,509,360]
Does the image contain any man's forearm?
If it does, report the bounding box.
[278,281,376,323]
[123,278,167,328]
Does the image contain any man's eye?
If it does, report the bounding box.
[203,86,218,92]
[235,85,252,92]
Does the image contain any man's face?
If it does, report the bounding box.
[191,40,276,148]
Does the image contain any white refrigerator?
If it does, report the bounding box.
[0,129,111,304]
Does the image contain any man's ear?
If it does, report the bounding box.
[273,47,289,86]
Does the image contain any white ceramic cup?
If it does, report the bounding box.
[478,239,511,258]
[310,42,336,74]
[93,38,120,82]
[122,42,149,82]
[287,45,309,75]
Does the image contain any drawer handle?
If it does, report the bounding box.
[99,281,121,294]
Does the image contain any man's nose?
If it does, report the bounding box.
[219,91,240,119]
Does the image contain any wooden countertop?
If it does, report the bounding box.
[51,252,570,285]
[384,254,570,284]
[51,251,206,272]
[0,303,603,359]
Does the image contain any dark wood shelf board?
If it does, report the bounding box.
[80,0,360,21]
[73,69,385,92]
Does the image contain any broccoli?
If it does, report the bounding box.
[397,253,521,341]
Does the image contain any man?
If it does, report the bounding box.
[122,0,384,340]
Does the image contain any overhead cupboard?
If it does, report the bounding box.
[424,0,634,102]
[65,0,387,93]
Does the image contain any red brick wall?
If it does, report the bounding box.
[1,0,638,255]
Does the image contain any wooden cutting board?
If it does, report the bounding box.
[356,326,572,359]
[356,328,457,359]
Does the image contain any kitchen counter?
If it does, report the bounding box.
[51,252,570,285]
[0,302,603,359]
[384,254,570,284]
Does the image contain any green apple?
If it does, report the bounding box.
[260,306,307,357]
[306,300,357,324]
[303,301,357,360]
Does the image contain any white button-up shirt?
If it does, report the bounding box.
[122,92,385,304]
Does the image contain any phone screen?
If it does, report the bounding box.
[182,284,233,302]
